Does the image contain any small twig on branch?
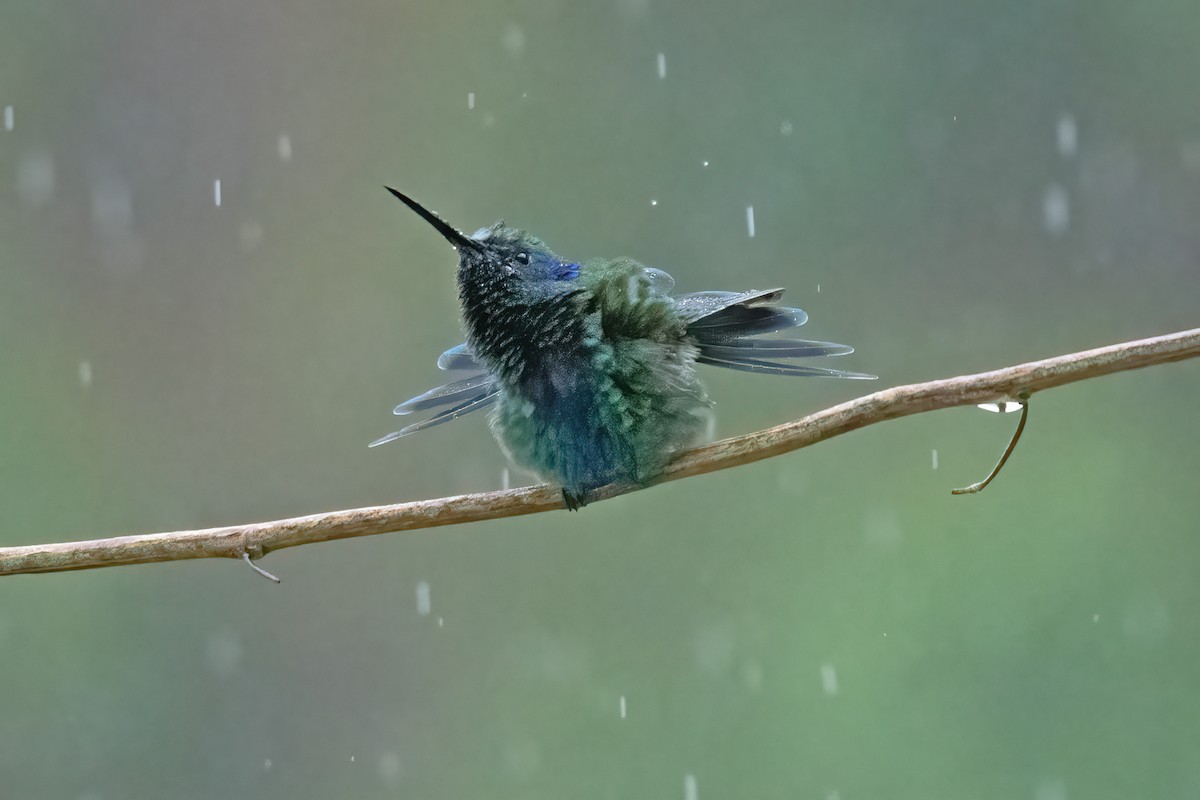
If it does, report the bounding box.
[1,328,1197,579]
[951,394,1030,495]
[241,551,281,583]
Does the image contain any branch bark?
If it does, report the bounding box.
[3,327,1198,578]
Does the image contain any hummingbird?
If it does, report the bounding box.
[371,188,875,509]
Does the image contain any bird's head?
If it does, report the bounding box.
[385,187,580,289]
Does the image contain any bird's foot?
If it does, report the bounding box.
[561,488,590,511]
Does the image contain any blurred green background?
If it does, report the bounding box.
[2,0,1199,797]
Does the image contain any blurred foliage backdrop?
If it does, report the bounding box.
[2,0,1199,798]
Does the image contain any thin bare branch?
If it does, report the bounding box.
[2,327,1197,578]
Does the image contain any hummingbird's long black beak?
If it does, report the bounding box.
[384,186,481,253]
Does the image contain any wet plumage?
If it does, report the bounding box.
[371,188,874,508]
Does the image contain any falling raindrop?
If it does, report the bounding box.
[1041,183,1069,235]
[3,105,12,131]
[378,753,402,783]
[467,92,475,110]
[617,0,649,16]
[865,508,903,550]
[1034,777,1068,800]
[656,52,667,79]
[91,170,145,274]
[205,628,244,676]
[501,23,526,56]
[239,222,264,251]
[820,663,839,696]
[78,361,93,388]
[619,695,627,719]
[703,408,717,442]
[213,179,222,208]
[931,448,939,470]
[277,134,292,162]
[742,661,764,692]
[693,623,736,675]
[1121,593,1170,645]
[1181,141,1200,172]
[1056,113,1078,158]
[91,174,134,233]
[978,402,1023,413]
[504,739,541,779]
[684,774,698,800]
[745,205,756,238]
[416,581,431,616]
[17,150,54,207]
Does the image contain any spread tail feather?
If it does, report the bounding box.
[681,288,876,380]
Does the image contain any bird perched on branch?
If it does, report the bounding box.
[371,188,874,509]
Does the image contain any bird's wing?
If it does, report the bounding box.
[643,267,676,295]
[694,353,875,378]
[369,371,500,447]
[436,342,483,371]
[390,373,496,415]
[573,258,685,340]
[675,288,798,327]
[680,288,876,380]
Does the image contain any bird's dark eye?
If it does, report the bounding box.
[514,252,530,265]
